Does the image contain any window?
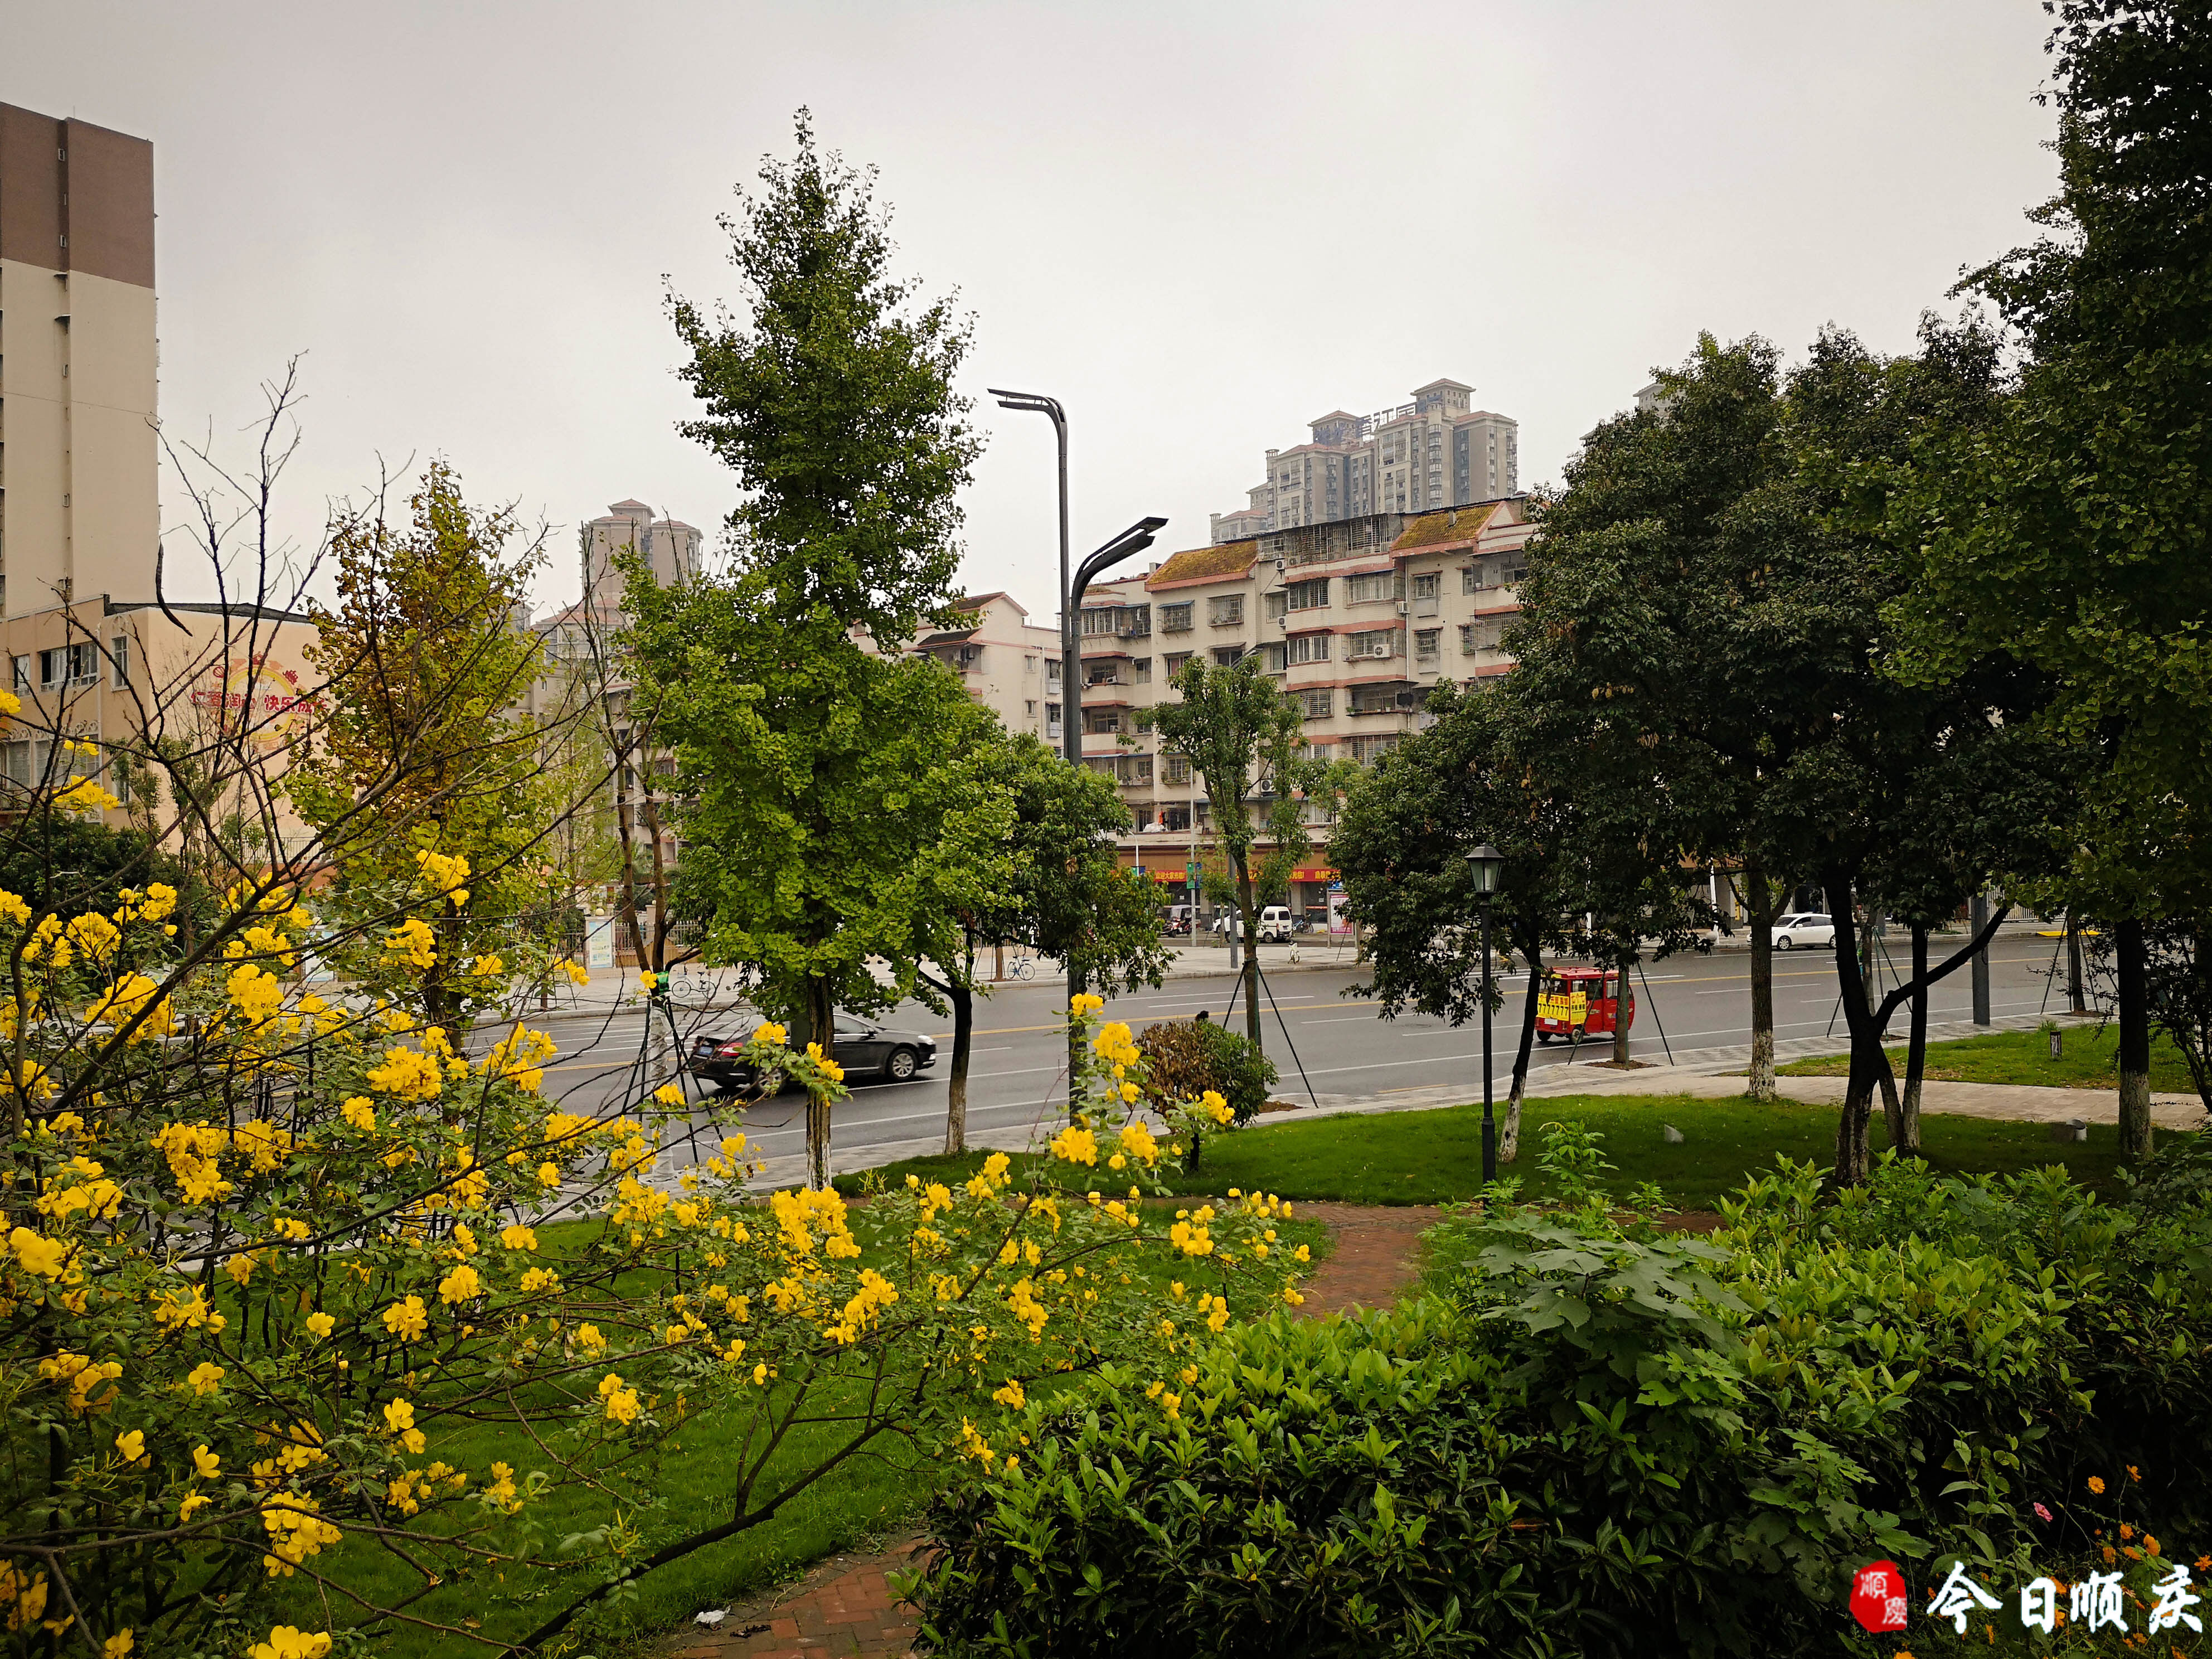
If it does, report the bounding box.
[1460,618,1507,653]
[1350,682,1409,714]
[1207,595,1244,627]
[955,644,984,670]
[1285,632,1331,666]
[1410,573,1439,600]
[1351,734,1401,764]
[1462,566,1481,595]
[1025,700,1037,716]
[1133,657,1152,683]
[1083,710,1122,735]
[1348,629,1396,660]
[1163,652,1192,678]
[1211,644,1245,667]
[1299,740,1332,762]
[1414,628,1440,662]
[1165,755,1191,785]
[1081,607,1116,636]
[1286,577,1329,610]
[1046,701,1061,730]
[1465,554,1528,592]
[1158,602,1194,633]
[38,649,63,691]
[1158,803,1192,832]
[109,636,131,688]
[1257,642,1287,672]
[1299,689,1333,719]
[69,645,96,686]
[1264,590,1288,621]
[1346,574,1394,604]
[1046,659,1063,688]
[10,657,27,695]
[1023,654,1037,675]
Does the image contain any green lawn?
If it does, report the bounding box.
[1777,1022,2200,1094]
[850,1093,2161,1211]
[302,1203,1329,1657]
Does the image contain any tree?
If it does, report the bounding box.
[919,731,1171,1153]
[1502,337,1792,1091]
[1886,0,2212,1159]
[292,460,564,1034]
[1332,681,1575,1160]
[642,111,982,1186]
[1147,657,1308,1052]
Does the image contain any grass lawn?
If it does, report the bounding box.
[1777,1023,2199,1094]
[299,1202,1329,1658]
[847,1093,2168,1212]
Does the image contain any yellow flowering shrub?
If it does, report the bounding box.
[0,908,1302,1658]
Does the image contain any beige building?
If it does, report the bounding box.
[0,105,329,845]
[1076,498,1535,914]
[581,498,701,615]
[1,103,159,619]
[1211,379,1519,542]
[909,591,1066,746]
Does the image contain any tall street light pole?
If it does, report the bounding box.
[1466,844,1504,1185]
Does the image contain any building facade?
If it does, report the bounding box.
[909,591,1067,746]
[0,103,159,619]
[1075,498,1535,915]
[1210,379,1519,544]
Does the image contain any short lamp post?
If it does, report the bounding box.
[1466,843,1505,1185]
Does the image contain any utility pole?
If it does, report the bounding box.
[1970,892,1992,1026]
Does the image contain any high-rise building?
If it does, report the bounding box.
[581,499,700,615]
[1210,379,1519,543]
[0,103,159,613]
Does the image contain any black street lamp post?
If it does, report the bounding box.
[1466,844,1505,1184]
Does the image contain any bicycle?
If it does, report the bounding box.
[1005,955,1037,982]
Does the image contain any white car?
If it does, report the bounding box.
[1770,913,1836,950]
[1257,905,1293,943]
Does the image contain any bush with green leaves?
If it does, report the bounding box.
[1137,1019,1277,1128]
[909,1144,2212,1657]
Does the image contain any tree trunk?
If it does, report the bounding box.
[1612,950,1634,1065]
[2116,915,2153,1160]
[1898,923,1928,1154]
[803,975,837,1190]
[1502,937,1541,1163]
[1825,871,1879,1187]
[2066,914,2087,1015]
[1235,852,1262,1051]
[944,978,973,1156]
[1745,858,1779,1102]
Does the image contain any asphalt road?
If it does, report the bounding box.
[522,934,2076,1176]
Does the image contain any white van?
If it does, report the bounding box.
[1258,905,1293,943]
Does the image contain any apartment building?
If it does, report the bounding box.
[1077,498,1535,916]
[1210,379,1519,543]
[909,591,1065,745]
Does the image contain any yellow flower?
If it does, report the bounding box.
[304,1311,335,1340]
[2088,1475,2106,1495]
[339,1096,377,1132]
[382,1297,429,1342]
[654,1083,685,1107]
[753,1021,788,1046]
[559,958,591,986]
[366,1045,442,1101]
[598,1372,641,1425]
[538,1161,561,1188]
[248,1627,332,1659]
[1070,993,1104,1015]
[186,1361,225,1397]
[192,1444,220,1480]
[992,1379,1026,1409]
[114,1429,148,1465]
[104,1632,134,1657]
[437,1264,482,1305]
[9,1226,70,1278]
[501,1225,538,1252]
[470,953,504,978]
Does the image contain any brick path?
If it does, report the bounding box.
[666,1202,1439,1658]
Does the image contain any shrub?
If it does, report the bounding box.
[910,1153,2212,1657]
[1138,1019,1277,1127]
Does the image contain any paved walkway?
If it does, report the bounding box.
[666,1202,1439,1659]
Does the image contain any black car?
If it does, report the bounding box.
[685,1015,938,1093]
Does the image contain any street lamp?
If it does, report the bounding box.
[1466,843,1505,1184]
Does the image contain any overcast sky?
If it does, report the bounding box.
[12,1,2060,616]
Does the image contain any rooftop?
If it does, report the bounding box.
[1147,543,1259,588]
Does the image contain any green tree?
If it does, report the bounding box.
[918,731,1171,1151]
[1332,681,1575,1160]
[1887,0,2212,1158]
[292,461,561,1032]
[1147,658,1308,1052]
[641,111,983,1184]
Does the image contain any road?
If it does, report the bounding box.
[522,933,2077,1178]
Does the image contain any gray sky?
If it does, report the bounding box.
[12,0,2060,616]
